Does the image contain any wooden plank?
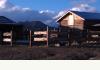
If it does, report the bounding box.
[34,31,47,35]
[34,38,47,41]
[2,31,13,46]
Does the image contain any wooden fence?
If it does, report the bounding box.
[0,27,100,47]
[29,27,59,47]
[0,31,13,46]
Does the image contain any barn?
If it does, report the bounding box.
[0,17,58,46]
[18,21,58,47]
[0,16,23,46]
[57,11,100,46]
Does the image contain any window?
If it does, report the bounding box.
[68,14,74,25]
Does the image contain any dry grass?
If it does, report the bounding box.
[0,46,99,60]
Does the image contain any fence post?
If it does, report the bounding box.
[29,30,32,48]
[47,26,49,47]
[11,30,13,47]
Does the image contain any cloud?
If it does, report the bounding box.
[53,10,67,19]
[0,0,59,27]
[70,0,96,4]
[0,0,10,8]
[0,0,32,12]
[69,0,97,12]
[39,10,55,14]
[71,4,96,12]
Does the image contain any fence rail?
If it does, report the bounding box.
[0,28,100,47]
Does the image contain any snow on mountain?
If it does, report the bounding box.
[53,10,68,19]
[0,0,58,27]
[0,0,98,28]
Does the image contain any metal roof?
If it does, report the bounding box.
[57,11,100,22]
[0,16,15,24]
[20,21,47,30]
[72,11,100,20]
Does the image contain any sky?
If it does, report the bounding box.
[10,0,100,12]
[0,0,99,26]
[10,0,70,11]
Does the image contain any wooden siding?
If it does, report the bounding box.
[74,13,84,30]
[59,12,84,30]
[58,12,87,46]
[60,20,68,27]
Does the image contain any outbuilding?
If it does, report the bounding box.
[0,16,23,46]
[57,11,100,46]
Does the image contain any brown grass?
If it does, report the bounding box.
[0,46,99,60]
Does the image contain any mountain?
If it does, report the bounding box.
[0,0,59,27]
[0,0,96,28]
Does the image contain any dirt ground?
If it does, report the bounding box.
[0,46,100,60]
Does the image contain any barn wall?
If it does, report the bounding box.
[73,13,84,30]
[58,12,86,46]
[59,13,84,30]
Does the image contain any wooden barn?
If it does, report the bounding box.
[19,21,58,47]
[0,16,23,46]
[57,11,100,46]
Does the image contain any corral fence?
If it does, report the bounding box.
[10,27,59,47]
[0,27,100,47]
[59,28,100,47]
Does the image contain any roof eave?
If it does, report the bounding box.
[56,11,71,22]
[56,11,85,22]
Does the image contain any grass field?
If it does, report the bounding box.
[0,46,100,60]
